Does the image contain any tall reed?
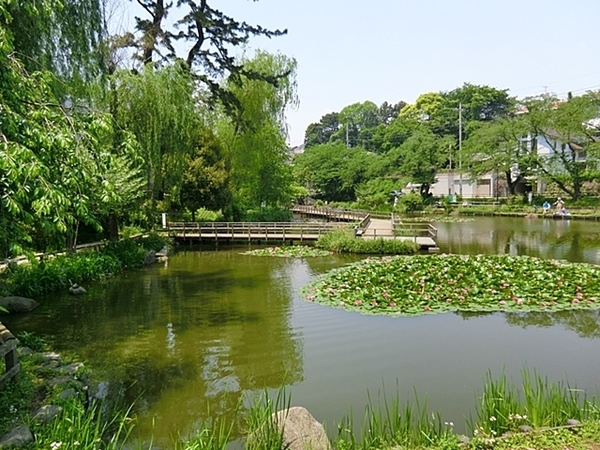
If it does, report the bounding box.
[469,369,600,438]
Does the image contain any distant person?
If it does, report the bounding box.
[542,201,551,215]
[553,197,565,215]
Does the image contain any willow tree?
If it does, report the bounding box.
[217,51,297,213]
[6,0,107,96]
[113,64,200,212]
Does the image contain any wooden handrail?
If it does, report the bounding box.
[0,322,19,388]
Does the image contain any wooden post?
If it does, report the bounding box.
[0,322,20,388]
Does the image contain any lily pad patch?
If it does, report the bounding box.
[300,254,600,316]
[241,246,332,258]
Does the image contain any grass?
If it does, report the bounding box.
[316,228,419,255]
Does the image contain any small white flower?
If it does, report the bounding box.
[50,442,63,450]
[490,416,497,422]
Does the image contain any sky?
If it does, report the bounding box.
[117,0,600,147]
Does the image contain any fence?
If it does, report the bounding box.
[0,322,19,388]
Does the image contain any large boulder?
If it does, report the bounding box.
[273,406,331,450]
[0,426,34,448]
[0,296,39,313]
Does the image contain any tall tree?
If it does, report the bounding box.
[219,51,298,212]
[521,93,600,199]
[7,0,107,94]
[126,0,287,114]
[114,63,200,210]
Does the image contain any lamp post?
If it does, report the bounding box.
[458,103,463,197]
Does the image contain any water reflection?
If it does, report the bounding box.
[3,248,305,444]
[436,217,600,264]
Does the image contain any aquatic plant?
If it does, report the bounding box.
[316,229,419,255]
[301,254,600,316]
[241,245,332,258]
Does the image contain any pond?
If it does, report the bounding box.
[5,216,600,446]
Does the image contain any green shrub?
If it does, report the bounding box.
[398,193,423,212]
[316,229,419,255]
[0,236,167,297]
[244,207,292,222]
[141,232,169,252]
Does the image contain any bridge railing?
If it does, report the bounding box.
[166,221,346,240]
[291,205,382,221]
[391,215,437,238]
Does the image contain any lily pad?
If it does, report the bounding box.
[241,246,332,258]
[300,254,600,316]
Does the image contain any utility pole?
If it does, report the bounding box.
[346,124,350,148]
[458,103,463,197]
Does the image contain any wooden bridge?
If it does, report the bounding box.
[166,206,438,250]
[166,221,346,243]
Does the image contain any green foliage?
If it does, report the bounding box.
[220,51,298,211]
[316,229,419,255]
[32,400,133,450]
[469,369,600,439]
[0,237,165,297]
[245,388,290,450]
[101,239,147,270]
[0,373,35,437]
[114,64,200,210]
[399,192,424,212]
[243,207,293,222]
[294,142,374,202]
[2,252,120,297]
[140,232,169,253]
[301,254,600,317]
[17,331,47,352]
[337,390,458,450]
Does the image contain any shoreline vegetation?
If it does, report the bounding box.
[0,233,169,299]
[3,342,600,450]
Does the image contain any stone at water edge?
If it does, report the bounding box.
[0,296,39,313]
[273,406,331,450]
[144,251,157,265]
[0,426,34,448]
[68,284,87,295]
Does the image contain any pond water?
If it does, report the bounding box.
[5,216,600,446]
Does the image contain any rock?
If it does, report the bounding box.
[56,362,84,375]
[156,246,169,257]
[566,418,581,427]
[0,296,39,313]
[59,388,78,400]
[144,251,157,265]
[457,435,470,444]
[0,426,34,447]
[47,376,72,387]
[40,359,60,370]
[272,406,331,450]
[33,404,63,423]
[519,425,533,433]
[18,347,33,356]
[68,284,87,295]
[40,352,62,363]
